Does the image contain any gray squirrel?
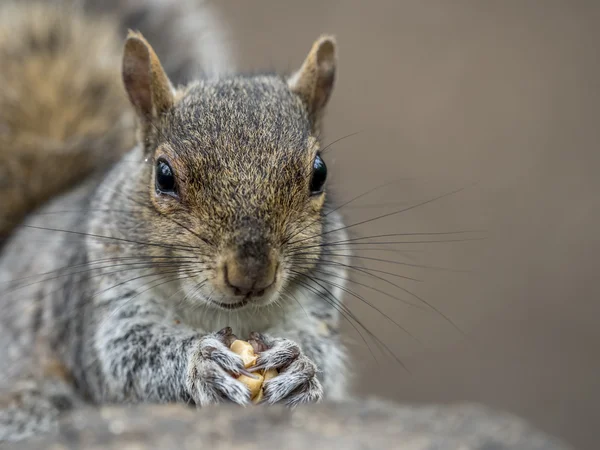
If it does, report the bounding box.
[0,0,350,442]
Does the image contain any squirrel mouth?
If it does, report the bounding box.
[211,297,252,310]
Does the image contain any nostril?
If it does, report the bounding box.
[223,262,253,296]
[222,256,278,298]
[229,283,249,297]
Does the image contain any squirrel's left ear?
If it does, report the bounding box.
[288,35,337,130]
[122,31,174,151]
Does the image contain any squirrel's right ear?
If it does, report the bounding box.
[288,35,337,131]
[122,31,174,146]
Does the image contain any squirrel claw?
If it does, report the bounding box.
[217,326,238,347]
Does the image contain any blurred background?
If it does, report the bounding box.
[215,1,600,448]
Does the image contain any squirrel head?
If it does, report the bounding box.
[121,31,337,310]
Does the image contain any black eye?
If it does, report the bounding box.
[310,154,327,195]
[155,158,177,195]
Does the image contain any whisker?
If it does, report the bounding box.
[290,269,419,342]
[93,272,206,345]
[291,276,381,365]
[116,188,214,248]
[291,258,465,335]
[280,284,310,321]
[291,252,472,273]
[293,274,409,370]
[291,263,426,311]
[39,269,203,327]
[319,131,362,155]
[2,260,198,296]
[289,185,473,246]
[1,255,199,287]
[283,177,410,245]
[293,230,485,251]
[20,224,201,252]
[179,279,209,307]
[29,209,146,216]
[92,267,202,302]
[291,256,423,282]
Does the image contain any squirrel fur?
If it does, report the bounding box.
[0,0,349,442]
[0,0,232,241]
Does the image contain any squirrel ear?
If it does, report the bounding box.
[288,35,337,127]
[122,31,174,123]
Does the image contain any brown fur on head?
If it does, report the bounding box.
[121,32,337,310]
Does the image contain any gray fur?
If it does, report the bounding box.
[0,5,349,444]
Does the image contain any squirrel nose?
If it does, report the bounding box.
[223,257,277,297]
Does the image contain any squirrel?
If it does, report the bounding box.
[0,0,350,443]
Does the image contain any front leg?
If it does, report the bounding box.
[92,299,251,405]
[248,320,347,406]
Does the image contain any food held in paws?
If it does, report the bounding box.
[237,372,263,399]
[229,339,278,403]
[230,339,258,367]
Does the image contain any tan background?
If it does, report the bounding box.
[216,1,599,448]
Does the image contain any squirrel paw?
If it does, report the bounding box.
[186,327,251,406]
[248,333,324,406]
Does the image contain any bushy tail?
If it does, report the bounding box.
[0,0,233,242]
[81,0,235,83]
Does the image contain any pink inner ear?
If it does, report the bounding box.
[122,39,153,118]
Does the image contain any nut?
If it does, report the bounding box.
[230,339,258,368]
[238,373,264,398]
[229,339,278,404]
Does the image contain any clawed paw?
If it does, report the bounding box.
[186,327,252,406]
[246,333,323,406]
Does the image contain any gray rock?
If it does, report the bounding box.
[10,399,570,450]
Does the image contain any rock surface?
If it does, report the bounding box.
[11,399,570,450]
